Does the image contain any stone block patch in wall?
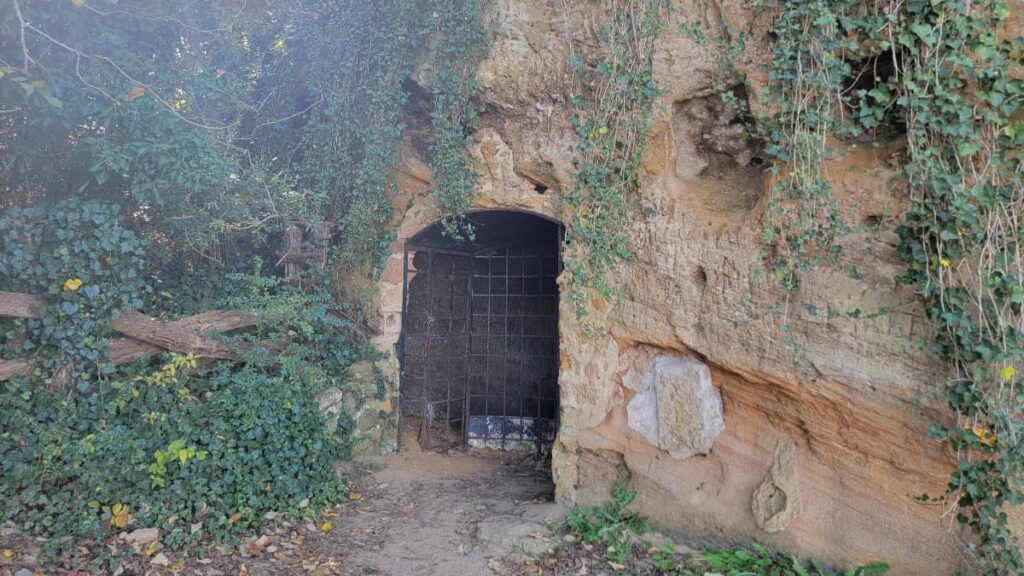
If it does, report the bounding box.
[751,439,800,533]
[625,354,724,459]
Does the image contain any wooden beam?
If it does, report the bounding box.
[0,291,264,384]
[0,291,44,318]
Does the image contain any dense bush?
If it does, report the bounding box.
[0,360,344,558]
[0,200,378,567]
[0,200,147,389]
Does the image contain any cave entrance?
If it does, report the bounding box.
[398,210,562,453]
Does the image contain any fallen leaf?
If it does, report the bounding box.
[228,512,243,524]
[150,552,170,566]
[1,549,12,559]
[347,491,362,501]
[319,522,333,533]
[121,527,159,546]
[145,540,160,556]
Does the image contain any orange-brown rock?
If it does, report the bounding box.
[355,1,1022,573]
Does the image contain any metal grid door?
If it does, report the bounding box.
[399,249,472,451]
[466,244,559,452]
[398,214,562,454]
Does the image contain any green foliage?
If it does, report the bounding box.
[697,545,889,576]
[557,487,889,575]
[560,484,649,564]
[892,1,1024,572]
[0,359,345,565]
[1,0,491,272]
[753,0,872,293]
[0,200,379,568]
[0,200,146,390]
[292,0,433,271]
[0,0,297,253]
[426,0,488,239]
[563,0,670,321]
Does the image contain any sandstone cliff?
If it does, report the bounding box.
[364,1,1024,573]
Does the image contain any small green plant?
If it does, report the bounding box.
[560,483,648,565]
[701,544,889,576]
[554,488,890,575]
[148,438,208,489]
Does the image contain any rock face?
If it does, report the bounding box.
[625,355,724,460]
[350,0,1024,574]
[751,440,800,533]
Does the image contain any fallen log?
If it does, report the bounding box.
[0,291,263,383]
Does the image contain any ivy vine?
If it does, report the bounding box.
[0,200,147,391]
[562,0,671,321]
[743,0,1024,571]
[426,0,488,240]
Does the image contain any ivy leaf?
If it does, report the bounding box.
[61,301,80,315]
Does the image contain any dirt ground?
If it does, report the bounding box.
[1,433,564,576]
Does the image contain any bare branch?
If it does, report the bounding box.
[11,0,36,72]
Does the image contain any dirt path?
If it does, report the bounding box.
[329,447,561,575]
[173,446,560,576]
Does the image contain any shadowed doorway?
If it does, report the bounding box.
[398,210,562,453]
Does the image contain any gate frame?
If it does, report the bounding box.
[397,215,564,453]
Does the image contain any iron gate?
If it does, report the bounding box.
[399,231,561,453]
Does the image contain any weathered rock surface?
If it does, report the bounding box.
[626,354,724,459]
[354,0,1022,573]
[751,440,800,533]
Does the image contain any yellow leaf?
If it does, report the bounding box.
[63,278,83,291]
[319,521,333,533]
[2,549,13,559]
[111,503,133,528]
[71,0,85,6]
[145,540,160,556]
[1001,366,1016,382]
[971,425,998,447]
[939,258,951,268]
[348,491,362,501]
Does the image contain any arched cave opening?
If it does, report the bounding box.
[398,210,562,453]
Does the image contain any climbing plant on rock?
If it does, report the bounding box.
[425,0,488,240]
[562,0,671,322]
[747,0,1024,571]
[894,1,1024,572]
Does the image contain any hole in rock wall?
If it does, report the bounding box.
[840,52,906,140]
[398,210,562,454]
[693,266,708,294]
[672,86,765,216]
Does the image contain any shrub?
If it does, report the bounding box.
[0,359,344,560]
